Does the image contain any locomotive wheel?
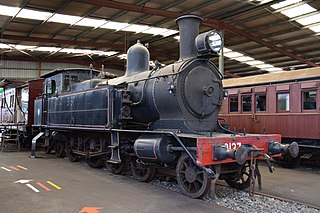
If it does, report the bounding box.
[88,156,105,168]
[68,152,79,162]
[224,163,251,190]
[55,141,66,158]
[106,161,126,175]
[176,154,211,199]
[131,158,156,182]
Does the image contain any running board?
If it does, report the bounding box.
[31,132,45,159]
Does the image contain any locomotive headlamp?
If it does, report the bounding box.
[195,30,223,56]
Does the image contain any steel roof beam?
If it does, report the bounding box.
[72,0,318,67]
[1,34,123,49]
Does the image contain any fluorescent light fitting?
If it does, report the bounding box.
[17,9,52,20]
[101,21,129,31]
[281,4,316,18]
[142,27,169,35]
[296,14,320,26]
[122,24,150,33]
[48,14,82,25]
[0,5,20,16]
[75,18,107,28]
[271,0,302,9]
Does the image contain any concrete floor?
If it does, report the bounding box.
[0,152,232,213]
[258,164,320,208]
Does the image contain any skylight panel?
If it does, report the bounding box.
[234,56,254,62]
[17,9,52,20]
[48,14,82,25]
[160,29,179,37]
[35,47,61,52]
[309,25,320,32]
[101,21,129,31]
[245,60,265,65]
[271,0,302,9]
[117,54,127,60]
[0,5,20,16]
[224,51,243,58]
[256,64,273,69]
[121,24,150,33]
[265,67,283,72]
[0,43,12,49]
[99,51,118,56]
[281,4,316,18]
[75,18,107,28]
[14,45,36,50]
[296,14,320,26]
[142,27,169,35]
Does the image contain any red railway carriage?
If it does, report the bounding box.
[220,67,320,166]
[0,79,43,151]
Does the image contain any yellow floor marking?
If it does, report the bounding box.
[17,165,28,170]
[46,181,62,190]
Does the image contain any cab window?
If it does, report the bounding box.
[303,90,317,110]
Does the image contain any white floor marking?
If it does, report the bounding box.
[1,167,11,172]
[26,184,40,192]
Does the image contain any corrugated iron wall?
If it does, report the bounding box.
[0,60,124,80]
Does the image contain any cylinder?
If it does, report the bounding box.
[134,135,175,163]
[176,15,203,60]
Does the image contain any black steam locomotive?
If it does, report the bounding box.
[33,15,298,198]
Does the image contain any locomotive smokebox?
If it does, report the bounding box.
[176,15,203,60]
[125,40,150,76]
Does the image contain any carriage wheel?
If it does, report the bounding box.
[106,161,126,175]
[55,141,66,158]
[176,154,211,198]
[131,158,156,182]
[224,162,251,190]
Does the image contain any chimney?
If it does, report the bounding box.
[175,15,203,60]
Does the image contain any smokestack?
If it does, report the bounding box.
[176,15,203,61]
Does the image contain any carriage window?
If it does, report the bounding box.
[277,93,290,112]
[242,96,252,112]
[256,95,266,112]
[303,90,317,110]
[229,96,238,112]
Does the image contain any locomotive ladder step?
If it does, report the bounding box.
[110,132,121,163]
